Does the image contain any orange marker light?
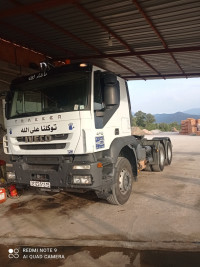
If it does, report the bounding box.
[65,59,71,65]
[97,162,103,168]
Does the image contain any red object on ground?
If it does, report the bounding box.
[0,188,6,203]
[8,185,18,197]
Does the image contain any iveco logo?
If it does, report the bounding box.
[25,135,52,143]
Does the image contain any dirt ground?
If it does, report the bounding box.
[0,132,200,266]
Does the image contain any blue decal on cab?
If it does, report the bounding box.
[68,123,74,130]
[95,136,105,149]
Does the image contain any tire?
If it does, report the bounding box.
[151,143,165,172]
[165,141,172,166]
[107,157,133,205]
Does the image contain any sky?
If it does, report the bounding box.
[128,77,200,115]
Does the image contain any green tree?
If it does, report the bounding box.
[132,110,181,132]
[170,122,181,131]
[159,123,170,131]
[134,111,156,129]
[134,110,146,128]
[146,113,155,125]
[131,114,137,126]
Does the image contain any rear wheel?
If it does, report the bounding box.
[151,143,165,172]
[107,157,133,205]
[165,141,172,165]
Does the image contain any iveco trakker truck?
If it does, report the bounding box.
[4,63,172,205]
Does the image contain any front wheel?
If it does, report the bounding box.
[107,157,133,205]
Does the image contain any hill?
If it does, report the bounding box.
[154,112,200,124]
[183,108,200,115]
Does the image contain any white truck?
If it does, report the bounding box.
[3,63,172,205]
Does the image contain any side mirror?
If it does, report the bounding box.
[5,91,12,119]
[103,73,120,106]
[104,84,119,106]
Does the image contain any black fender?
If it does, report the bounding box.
[103,136,139,178]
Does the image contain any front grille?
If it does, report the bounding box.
[24,164,58,171]
[17,134,68,142]
[26,156,60,164]
[19,144,66,150]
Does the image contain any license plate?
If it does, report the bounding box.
[30,181,51,188]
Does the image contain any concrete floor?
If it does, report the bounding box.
[0,133,200,256]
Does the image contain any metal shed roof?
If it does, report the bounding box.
[0,0,200,80]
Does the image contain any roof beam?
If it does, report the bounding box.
[74,2,132,52]
[73,2,163,78]
[8,0,139,77]
[132,0,186,77]
[9,0,100,55]
[34,13,102,55]
[1,21,75,58]
[109,58,140,77]
[0,38,46,68]
[33,14,139,76]
[67,46,200,60]
[0,0,77,19]
[123,73,200,80]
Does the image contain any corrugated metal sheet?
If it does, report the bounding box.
[0,0,199,79]
[0,0,15,11]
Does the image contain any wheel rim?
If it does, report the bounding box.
[119,168,131,195]
[167,145,172,161]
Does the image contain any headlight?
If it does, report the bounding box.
[73,165,90,170]
[72,176,92,185]
[6,172,16,180]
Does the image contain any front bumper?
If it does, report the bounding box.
[7,155,104,191]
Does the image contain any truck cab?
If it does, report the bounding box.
[4,63,172,205]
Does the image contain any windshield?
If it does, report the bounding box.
[9,71,90,119]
